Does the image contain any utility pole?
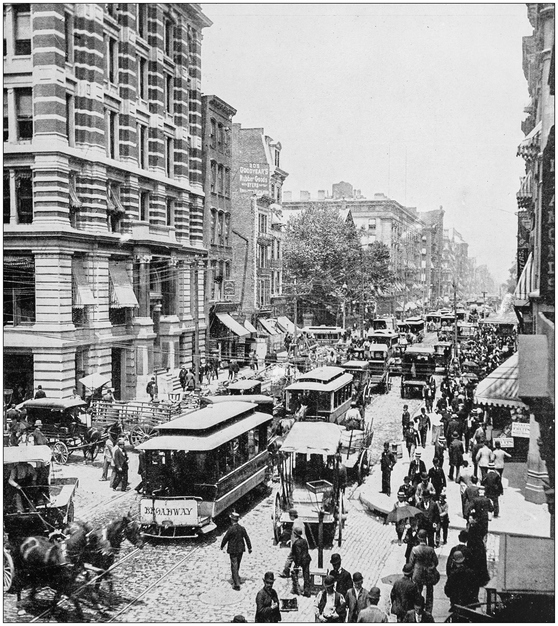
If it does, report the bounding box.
[453,281,459,364]
[293,284,298,358]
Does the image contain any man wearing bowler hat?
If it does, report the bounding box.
[255,571,281,622]
[221,511,252,590]
[356,587,388,623]
[31,419,48,446]
[345,572,369,623]
[390,563,418,622]
[328,553,353,598]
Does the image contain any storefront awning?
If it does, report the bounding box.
[109,263,139,308]
[517,121,542,160]
[513,253,534,307]
[474,353,527,409]
[216,312,250,337]
[73,264,97,308]
[258,318,279,335]
[275,316,302,334]
[243,319,258,334]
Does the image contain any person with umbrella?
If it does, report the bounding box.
[386,494,422,546]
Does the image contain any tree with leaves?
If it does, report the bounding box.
[283,205,394,326]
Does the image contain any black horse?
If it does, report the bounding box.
[66,514,144,594]
[15,528,90,619]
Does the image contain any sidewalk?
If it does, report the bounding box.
[358,432,551,538]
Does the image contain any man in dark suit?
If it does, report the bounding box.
[403,594,434,622]
[221,511,252,590]
[416,492,440,547]
[111,438,129,491]
[482,461,503,518]
[390,563,418,622]
[328,553,353,599]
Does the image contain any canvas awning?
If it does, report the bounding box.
[244,319,258,334]
[216,312,250,337]
[513,253,534,307]
[73,263,97,308]
[517,121,542,160]
[4,256,34,268]
[109,262,139,308]
[275,316,301,334]
[258,318,279,335]
[474,353,527,409]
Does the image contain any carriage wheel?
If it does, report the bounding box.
[3,548,14,592]
[52,441,69,465]
[129,424,155,448]
[356,450,370,485]
[271,492,282,544]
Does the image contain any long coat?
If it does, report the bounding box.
[390,576,418,620]
[409,543,439,586]
[220,523,252,554]
[255,586,281,622]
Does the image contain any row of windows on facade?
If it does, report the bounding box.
[5,4,197,69]
[209,119,230,153]
[3,258,193,327]
[209,162,231,198]
[210,209,231,247]
[4,90,181,180]
[3,169,178,231]
[208,260,231,302]
[257,241,281,269]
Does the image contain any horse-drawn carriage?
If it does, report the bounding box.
[14,398,104,464]
[3,445,78,592]
[272,422,346,548]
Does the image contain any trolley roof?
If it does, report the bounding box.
[404,345,435,356]
[137,410,271,452]
[285,373,353,393]
[17,398,87,411]
[201,395,274,406]
[280,422,344,456]
[369,330,398,337]
[342,360,370,370]
[297,366,346,383]
[4,445,52,465]
[156,401,259,433]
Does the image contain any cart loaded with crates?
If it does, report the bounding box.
[3,445,78,592]
[90,398,185,447]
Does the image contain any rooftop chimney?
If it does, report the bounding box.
[317,190,325,200]
[300,191,311,201]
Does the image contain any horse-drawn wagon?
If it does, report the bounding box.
[3,445,78,592]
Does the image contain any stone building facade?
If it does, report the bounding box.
[3,3,211,401]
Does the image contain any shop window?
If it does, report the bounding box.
[14,4,31,56]
[16,88,33,140]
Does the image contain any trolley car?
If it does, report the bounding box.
[272,421,345,548]
[284,366,353,424]
[400,345,436,398]
[137,401,273,538]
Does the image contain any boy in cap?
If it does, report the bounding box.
[315,575,346,622]
[356,587,387,623]
[390,564,418,623]
[221,511,252,590]
[345,572,369,623]
[328,553,353,598]
[255,572,281,622]
[280,508,306,577]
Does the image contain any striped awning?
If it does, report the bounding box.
[513,253,534,307]
[474,353,527,409]
[517,121,542,160]
[73,263,97,308]
[4,256,34,268]
[216,312,250,337]
[258,318,279,335]
[109,262,139,308]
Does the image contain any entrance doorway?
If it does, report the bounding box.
[111,348,123,400]
[4,354,33,405]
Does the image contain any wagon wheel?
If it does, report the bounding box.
[271,492,282,544]
[356,449,370,485]
[51,441,69,465]
[129,424,155,448]
[3,548,14,592]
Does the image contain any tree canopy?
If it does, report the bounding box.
[282,205,393,325]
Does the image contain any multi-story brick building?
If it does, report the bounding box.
[230,125,288,351]
[3,3,211,401]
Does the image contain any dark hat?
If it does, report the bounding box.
[452,431,459,438]
[288,508,298,517]
[403,563,413,574]
[324,575,336,587]
[230,511,240,520]
[263,571,275,582]
[352,572,363,582]
[384,441,390,447]
[330,553,341,564]
[453,551,465,564]
[368,587,381,599]
[293,526,303,537]
[417,529,428,540]
[420,472,429,480]
[232,616,247,623]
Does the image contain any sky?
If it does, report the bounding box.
[201,3,532,286]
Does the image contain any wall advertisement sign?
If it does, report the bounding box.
[239,163,269,194]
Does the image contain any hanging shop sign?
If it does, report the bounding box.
[511,421,531,438]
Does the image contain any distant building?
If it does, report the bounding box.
[230,125,289,355]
